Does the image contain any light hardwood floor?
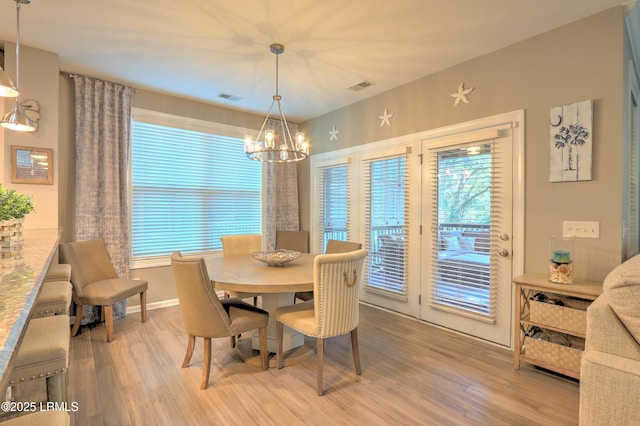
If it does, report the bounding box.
[14,303,579,425]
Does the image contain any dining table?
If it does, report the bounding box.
[205,252,315,365]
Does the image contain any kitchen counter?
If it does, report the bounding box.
[0,228,62,391]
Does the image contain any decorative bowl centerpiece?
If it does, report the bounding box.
[252,249,302,267]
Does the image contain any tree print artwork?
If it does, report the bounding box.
[549,100,593,182]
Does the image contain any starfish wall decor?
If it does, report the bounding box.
[451,83,474,107]
[329,125,340,141]
[378,108,394,127]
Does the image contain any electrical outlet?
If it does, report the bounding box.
[562,221,600,239]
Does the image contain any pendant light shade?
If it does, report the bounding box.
[2,98,36,131]
[0,68,19,98]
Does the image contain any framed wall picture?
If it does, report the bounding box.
[549,100,593,182]
[11,145,54,185]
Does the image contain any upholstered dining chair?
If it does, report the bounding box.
[220,234,261,306]
[294,239,362,303]
[59,239,148,342]
[276,248,368,395]
[170,251,269,390]
[275,230,310,254]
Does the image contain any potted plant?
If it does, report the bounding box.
[0,183,34,249]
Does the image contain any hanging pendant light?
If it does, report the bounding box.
[1,0,39,132]
[0,68,18,98]
[244,43,309,162]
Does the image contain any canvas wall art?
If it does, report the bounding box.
[549,100,593,182]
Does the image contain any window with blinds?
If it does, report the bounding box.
[316,163,351,253]
[363,154,408,297]
[131,116,262,265]
[428,142,497,318]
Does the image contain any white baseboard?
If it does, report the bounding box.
[126,298,179,314]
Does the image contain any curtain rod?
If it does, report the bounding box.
[65,72,137,93]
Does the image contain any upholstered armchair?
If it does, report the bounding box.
[170,252,269,389]
[579,254,640,424]
[276,248,368,395]
[59,239,148,342]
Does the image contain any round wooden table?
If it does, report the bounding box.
[205,253,315,366]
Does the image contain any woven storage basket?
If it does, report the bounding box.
[0,219,24,249]
[523,336,582,374]
[529,300,587,335]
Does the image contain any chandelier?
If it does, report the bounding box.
[244,43,309,162]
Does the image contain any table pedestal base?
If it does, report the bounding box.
[252,292,304,353]
[235,338,315,368]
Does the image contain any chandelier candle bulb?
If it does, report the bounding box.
[244,136,253,153]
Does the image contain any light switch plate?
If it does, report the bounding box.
[562,221,600,238]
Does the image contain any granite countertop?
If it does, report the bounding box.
[0,228,62,390]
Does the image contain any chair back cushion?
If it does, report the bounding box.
[275,230,310,253]
[171,252,234,338]
[220,234,262,255]
[59,239,119,296]
[314,248,368,337]
[325,240,362,254]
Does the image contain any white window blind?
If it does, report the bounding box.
[363,154,409,297]
[316,163,351,254]
[627,89,640,259]
[131,117,262,265]
[428,142,500,319]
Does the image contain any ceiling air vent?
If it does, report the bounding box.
[218,92,241,102]
[348,80,373,92]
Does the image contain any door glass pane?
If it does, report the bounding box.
[432,144,493,316]
[320,165,349,252]
[365,156,408,296]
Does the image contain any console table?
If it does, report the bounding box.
[513,273,602,379]
[0,228,62,391]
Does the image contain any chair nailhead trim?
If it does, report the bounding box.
[11,367,68,383]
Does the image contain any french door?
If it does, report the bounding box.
[420,125,514,346]
[358,146,420,317]
[310,111,523,347]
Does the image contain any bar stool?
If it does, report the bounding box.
[8,315,70,403]
[31,281,72,318]
[0,411,69,425]
[31,263,72,318]
[44,264,71,282]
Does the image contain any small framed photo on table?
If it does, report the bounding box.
[11,145,54,185]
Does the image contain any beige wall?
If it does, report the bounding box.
[6,6,628,309]
[302,7,627,283]
[1,44,59,230]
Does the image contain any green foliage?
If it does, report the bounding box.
[438,151,491,224]
[0,184,34,221]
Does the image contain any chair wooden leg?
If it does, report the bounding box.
[70,302,82,337]
[104,305,114,342]
[317,338,324,396]
[182,334,195,368]
[201,338,212,390]
[351,328,362,375]
[140,291,147,323]
[276,321,284,369]
[259,326,268,370]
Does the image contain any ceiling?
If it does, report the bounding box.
[0,0,634,122]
